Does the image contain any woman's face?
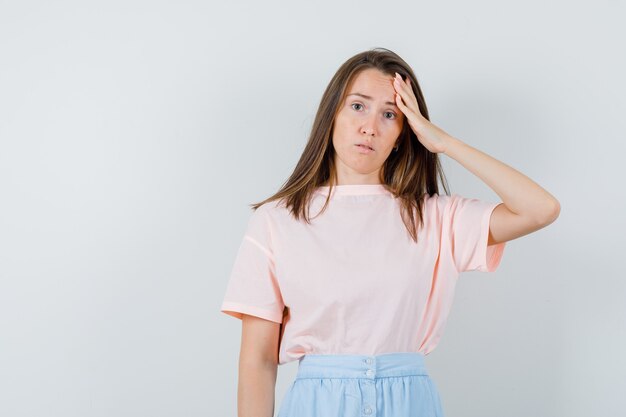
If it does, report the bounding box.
[331,68,404,184]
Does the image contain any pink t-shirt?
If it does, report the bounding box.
[220,183,506,365]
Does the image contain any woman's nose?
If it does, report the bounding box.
[361,115,378,136]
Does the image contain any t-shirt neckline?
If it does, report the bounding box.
[314,183,391,196]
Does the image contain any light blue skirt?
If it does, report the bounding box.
[277,352,445,417]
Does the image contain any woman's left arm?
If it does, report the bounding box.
[392,72,560,245]
[442,135,561,245]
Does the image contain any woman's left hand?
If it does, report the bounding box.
[393,72,450,154]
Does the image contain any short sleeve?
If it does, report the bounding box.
[220,205,285,323]
[444,193,507,274]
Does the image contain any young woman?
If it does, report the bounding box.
[220,48,560,417]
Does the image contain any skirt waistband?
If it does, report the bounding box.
[296,352,428,379]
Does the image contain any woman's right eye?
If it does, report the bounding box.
[351,103,363,111]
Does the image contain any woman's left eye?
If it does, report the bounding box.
[384,112,397,120]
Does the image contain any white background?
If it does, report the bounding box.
[1,1,624,416]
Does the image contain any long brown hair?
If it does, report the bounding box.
[250,47,450,242]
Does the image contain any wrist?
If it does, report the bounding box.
[441,134,462,156]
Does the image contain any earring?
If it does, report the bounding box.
[393,145,398,151]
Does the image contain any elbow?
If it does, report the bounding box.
[538,198,561,225]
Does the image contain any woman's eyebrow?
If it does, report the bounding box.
[347,92,398,108]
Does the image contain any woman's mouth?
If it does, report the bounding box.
[355,144,374,154]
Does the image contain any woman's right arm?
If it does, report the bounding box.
[237,314,282,417]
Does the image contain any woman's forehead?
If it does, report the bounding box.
[346,69,397,104]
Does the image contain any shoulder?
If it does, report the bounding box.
[422,192,453,211]
[421,193,481,224]
[253,198,289,218]
[423,192,473,210]
[247,198,291,228]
